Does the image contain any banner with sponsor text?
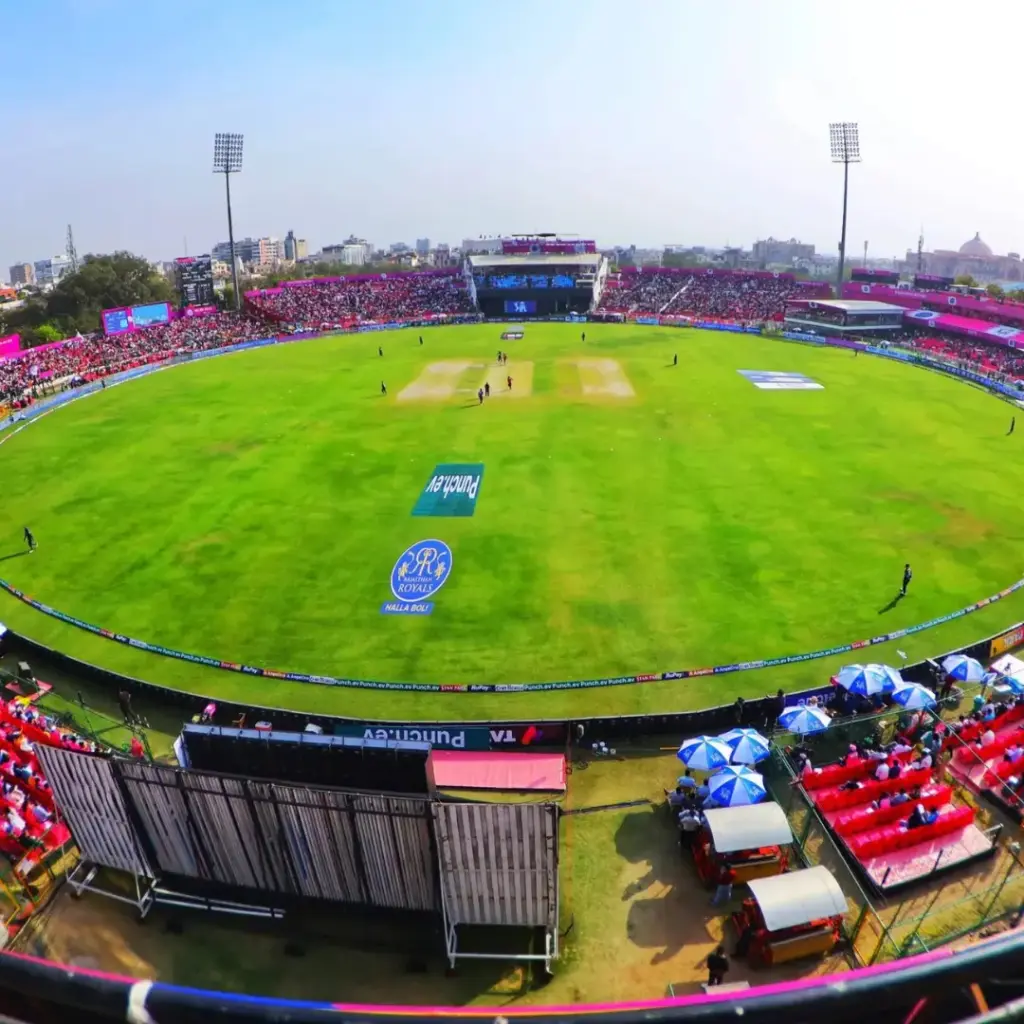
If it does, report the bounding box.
[0,572,1019,694]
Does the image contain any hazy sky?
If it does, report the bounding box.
[3,1,1020,272]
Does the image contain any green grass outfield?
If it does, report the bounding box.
[0,322,1022,722]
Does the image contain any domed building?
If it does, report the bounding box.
[958,233,993,258]
[903,232,1022,283]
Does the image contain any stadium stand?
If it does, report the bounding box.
[246,270,476,331]
[0,312,276,409]
[596,268,830,322]
[845,281,1024,329]
[0,696,102,873]
[803,744,994,892]
[900,333,1024,380]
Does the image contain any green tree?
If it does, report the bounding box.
[954,274,979,288]
[35,323,64,342]
[662,251,701,269]
[986,283,1005,300]
[45,252,174,335]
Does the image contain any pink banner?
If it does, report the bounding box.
[181,305,217,319]
[904,309,1024,347]
[845,282,1024,328]
[0,335,20,360]
[0,336,81,365]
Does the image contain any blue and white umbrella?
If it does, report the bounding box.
[942,654,986,683]
[778,704,831,735]
[677,735,732,772]
[708,767,766,807]
[868,663,904,691]
[719,728,771,765]
[892,683,936,709]
[836,664,889,696]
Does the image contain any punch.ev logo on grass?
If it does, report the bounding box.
[738,370,824,391]
[412,464,484,518]
[381,539,453,616]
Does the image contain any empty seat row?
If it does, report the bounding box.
[983,751,1024,787]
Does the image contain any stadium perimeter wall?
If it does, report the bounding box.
[3,617,1019,752]
[0,912,1023,1023]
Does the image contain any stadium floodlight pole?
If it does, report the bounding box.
[829,122,860,295]
[213,133,244,311]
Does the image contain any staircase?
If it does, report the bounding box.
[661,279,692,315]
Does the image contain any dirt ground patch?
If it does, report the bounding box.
[397,361,481,402]
[571,358,636,398]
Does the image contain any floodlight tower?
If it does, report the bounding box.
[213,133,244,310]
[829,122,860,294]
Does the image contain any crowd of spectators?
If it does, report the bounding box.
[247,273,477,331]
[596,269,822,323]
[0,312,276,409]
[597,272,681,315]
[0,696,95,861]
[899,332,1024,382]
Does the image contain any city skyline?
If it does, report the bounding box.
[4,1,1024,274]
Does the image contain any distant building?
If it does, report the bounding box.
[258,238,284,264]
[33,255,71,285]
[341,244,367,266]
[320,237,373,265]
[212,237,282,266]
[284,230,300,261]
[284,231,309,262]
[434,243,452,266]
[898,233,1023,284]
[461,237,503,255]
[213,238,255,264]
[752,237,815,266]
[389,242,410,255]
[8,263,33,286]
[415,238,430,256]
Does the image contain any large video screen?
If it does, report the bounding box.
[131,302,171,329]
[914,274,954,290]
[851,268,899,285]
[102,308,133,335]
[177,255,215,307]
[504,300,536,315]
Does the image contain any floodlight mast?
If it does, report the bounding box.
[829,122,861,295]
[213,133,244,311]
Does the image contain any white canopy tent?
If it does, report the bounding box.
[703,803,793,854]
[747,866,848,932]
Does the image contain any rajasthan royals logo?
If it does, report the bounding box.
[390,539,453,601]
